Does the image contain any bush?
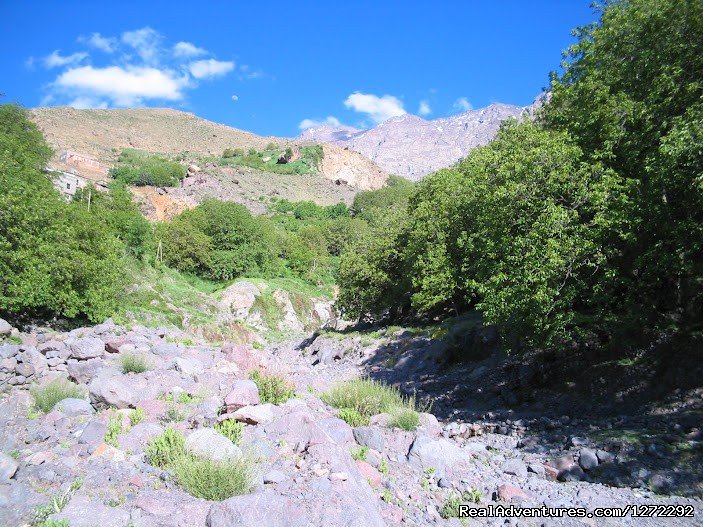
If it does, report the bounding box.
[215,419,245,445]
[145,428,186,468]
[170,453,257,501]
[109,150,185,187]
[105,412,125,447]
[30,379,84,413]
[130,407,146,426]
[388,407,420,431]
[249,370,294,404]
[321,378,406,417]
[338,408,369,427]
[120,353,151,374]
[351,445,369,461]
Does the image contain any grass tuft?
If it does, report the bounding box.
[249,370,294,404]
[30,379,84,413]
[130,407,146,426]
[105,412,125,447]
[338,408,369,427]
[120,353,151,374]
[215,420,245,445]
[388,406,420,431]
[170,453,257,501]
[351,445,369,461]
[145,427,185,468]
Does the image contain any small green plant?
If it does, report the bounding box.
[120,353,151,374]
[35,520,69,527]
[388,407,420,431]
[378,458,389,475]
[145,428,186,468]
[215,420,245,445]
[8,448,20,459]
[381,488,395,504]
[439,490,481,519]
[338,408,369,427]
[421,478,430,490]
[33,478,83,525]
[30,379,84,413]
[162,404,188,423]
[249,370,294,404]
[351,445,369,461]
[105,412,125,447]
[171,453,257,501]
[130,407,146,426]
[177,392,195,404]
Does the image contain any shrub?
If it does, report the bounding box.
[351,445,369,461]
[171,453,257,501]
[105,412,125,447]
[249,370,294,404]
[130,407,146,426]
[145,428,185,468]
[440,490,482,518]
[321,378,405,417]
[30,379,84,413]
[215,420,245,445]
[109,150,185,187]
[388,407,420,431]
[120,353,151,374]
[338,408,369,427]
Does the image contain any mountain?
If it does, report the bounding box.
[29,107,389,218]
[298,102,532,180]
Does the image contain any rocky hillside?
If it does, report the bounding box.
[299,102,533,180]
[29,107,389,213]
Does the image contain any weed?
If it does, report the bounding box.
[338,408,369,427]
[130,407,146,426]
[249,370,294,404]
[215,420,245,445]
[388,407,420,431]
[171,454,258,501]
[105,413,125,447]
[145,428,185,468]
[378,458,389,475]
[30,379,84,413]
[351,445,369,461]
[8,448,20,459]
[120,353,151,374]
[440,490,482,518]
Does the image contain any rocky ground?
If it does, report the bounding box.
[1,315,702,527]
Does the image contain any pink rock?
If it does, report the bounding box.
[104,337,128,353]
[232,404,274,424]
[222,344,260,373]
[497,483,530,502]
[224,380,260,412]
[543,464,559,481]
[355,460,382,487]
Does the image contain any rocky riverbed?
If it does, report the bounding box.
[1,318,702,526]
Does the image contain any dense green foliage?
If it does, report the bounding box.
[0,105,128,322]
[217,144,323,175]
[337,0,703,351]
[109,149,185,187]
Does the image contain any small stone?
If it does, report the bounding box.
[353,427,385,452]
[53,398,94,417]
[264,470,286,484]
[68,337,105,360]
[496,483,530,502]
[15,363,35,377]
[185,428,242,462]
[502,458,528,478]
[0,318,12,336]
[224,380,260,412]
[355,460,382,487]
[578,448,599,470]
[232,404,274,425]
[0,452,18,483]
[596,449,614,464]
[330,471,349,481]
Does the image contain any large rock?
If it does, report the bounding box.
[68,337,105,360]
[502,458,528,478]
[67,358,104,384]
[232,404,274,425]
[53,494,131,527]
[353,427,385,452]
[222,344,259,373]
[224,380,260,412]
[152,342,180,357]
[53,398,94,417]
[407,436,473,479]
[89,374,140,409]
[173,356,204,376]
[0,452,18,483]
[578,448,599,471]
[272,290,304,333]
[219,281,260,319]
[0,318,12,337]
[185,428,242,462]
[119,423,164,452]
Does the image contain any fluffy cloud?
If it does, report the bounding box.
[121,27,162,64]
[173,41,207,58]
[298,116,341,130]
[453,97,473,111]
[43,50,88,68]
[231,95,239,101]
[344,92,406,123]
[418,100,432,116]
[54,65,187,106]
[80,33,117,53]
[189,59,235,79]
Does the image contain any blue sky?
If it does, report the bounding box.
[0,1,595,137]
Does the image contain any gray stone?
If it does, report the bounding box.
[232,404,274,425]
[78,419,107,451]
[67,358,104,384]
[317,417,355,446]
[53,494,131,527]
[53,398,94,417]
[185,428,242,462]
[0,318,12,336]
[596,449,615,464]
[353,426,385,452]
[15,363,35,377]
[527,463,546,477]
[407,436,473,479]
[502,458,528,478]
[263,470,287,484]
[224,380,260,412]
[89,374,139,409]
[152,342,180,357]
[119,423,164,452]
[578,448,599,471]
[0,344,19,359]
[68,337,105,360]
[0,452,19,483]
[173,356,204,376]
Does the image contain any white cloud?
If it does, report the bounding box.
[54,65,187,106]
[43,50,89,69]
[121,27,162,64]
[80,33,117,53]
[231,95,239,101]
[68,96,109,109]
[453,97,473,112]
[189,59,234,79]
[298,116,341,130]
[344,92,406,124]
[418,100,432,116]
[174,41,207,58]
[239,64,265,80]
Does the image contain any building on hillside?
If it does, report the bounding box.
[51,170,89,198]
[59,150,108,176]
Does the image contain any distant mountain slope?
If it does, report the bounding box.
[298,102,533,180]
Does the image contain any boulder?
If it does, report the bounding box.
[502,458,528,478]
[53,494,131,527]
[355,459,382,487]
[185,428,242,462]
[119,423,164,452]
[173,356,205,376]
[89,374,140,408]
[0,318,12,337]
[152,342,180,357]
[224,380,260,412]
[232,404,274,425]
[0,452,18,483]
[353,427,385,452]
[219,281,260,319]
[407,436,473,479]
[68,337,105,360]
[53,398,94,417]
[222,344,259,373]
[496,484,530,502]
[578,448,599,471]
